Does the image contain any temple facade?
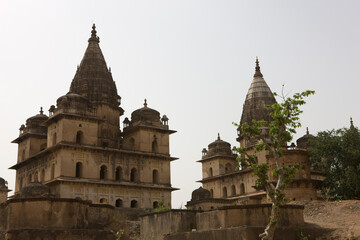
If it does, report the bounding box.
[9,24,178,209]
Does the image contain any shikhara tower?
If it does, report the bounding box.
[11,24,178,209]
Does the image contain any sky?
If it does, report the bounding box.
[0,0,359,208]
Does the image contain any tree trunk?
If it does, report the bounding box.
[259,202,280,240]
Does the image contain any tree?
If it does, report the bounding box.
[233,89,314,240]
[308,124,360,200]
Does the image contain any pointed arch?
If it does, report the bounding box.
[115,166,122,181]
[130,168,138,182]
[231,185,236,196]
[100,165,107,180]
[222,186,227,198]
[76,162,83,178]
[76,131,84,144]
[152,169,159,184]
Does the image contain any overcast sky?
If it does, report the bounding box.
[0,1,359,208]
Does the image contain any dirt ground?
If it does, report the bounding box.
[291,200,360,240]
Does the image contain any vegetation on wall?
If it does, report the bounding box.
[234,88,315,240]
[309,125,360,200]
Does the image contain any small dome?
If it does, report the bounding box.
[131,100,160,123]
[56,92,92,114]
[57,92,90,106]
[26,108,48,127]
[207,134,232,157]
[19,182,51,198]
[0,177,8,190]
[191,187,211,201]
[296,128,314,149]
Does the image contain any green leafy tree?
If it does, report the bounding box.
[152,201,170,212]
[309,124,360,200]
[234,89,314,240]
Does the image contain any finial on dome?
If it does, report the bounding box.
[306,127,309,135]
[350,117,354,130]
[89,24,100,43]
[217,133,220,140]
[254,57,263,77]
[40,107,43,115]
[144,99,148,108]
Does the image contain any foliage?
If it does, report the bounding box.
[233,88,314,240]
[308,126,360,200]
[152,201,170,212]
[113,229,124,240]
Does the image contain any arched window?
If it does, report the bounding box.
[223,187,227,198]
[152,136,158,153]
[28,174,32,184]
[76,131,84,144]
[231,185,236,196]
[34,172,38,182]
[100,165,107,180]
[40,169,45,182]
[129,138,135,150]
[152,169,159,184]
[131,200,138,208]
[115,199,123,207]
[100,198,108,204]
[52,133,57,146]
[240,183,245,195]
[115,167,122,181]
[153,201,159,209]
[210,189,214,198]
[51,164,55,179]
[76,162,82,178]
[130,168,138,182]
[209,168,213,177]
[22,150,25,161]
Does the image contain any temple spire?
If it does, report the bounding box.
[144,99,148,108]
[254,57,263,78]
[350,117,355,130]
[217,133,220,140]
[88,24,100,43]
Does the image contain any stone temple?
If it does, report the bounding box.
[0,25,325,240]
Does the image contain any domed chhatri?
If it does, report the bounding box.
[131,99,161,124]
[191,187,211,201]
[0,177,8,190]
[206,133,233,157]
[296,127,314,149]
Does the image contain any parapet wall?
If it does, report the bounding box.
[140,204,304,240]
[197,204,304,231]
[140,210,198,240]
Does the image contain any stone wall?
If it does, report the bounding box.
[140,205,304,240]
[197,204,304,231]
[0,197,145,240]
[140,210,198,240]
